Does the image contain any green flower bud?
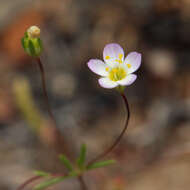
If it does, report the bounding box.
[21,26,43,57]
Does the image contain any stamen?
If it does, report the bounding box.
[115,53,123,64]
[105,67,109,72]
[115,59,123,64]
[127,64,131,68]
[105,56,110,60]
[118,54,123,59]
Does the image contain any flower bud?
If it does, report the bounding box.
[21,26,43,57]
[27,26,41,38]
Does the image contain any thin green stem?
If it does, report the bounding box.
[87,92,130,166]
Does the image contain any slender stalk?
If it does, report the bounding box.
[78,175,88,190]
[16,173,67,190]
[36,57,56,126]
[16,176,42,190]
[35,57,73,157]
[87,92,130,166]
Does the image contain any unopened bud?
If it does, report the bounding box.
[21,26,43,57]
[27,26,41,38]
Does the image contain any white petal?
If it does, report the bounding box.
[87,59,108,76]
[124,52,141,74]
[117,74,137,86]
[98,77,118,89]
[103,43,124,66]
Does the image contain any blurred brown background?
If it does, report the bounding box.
[0,0,190,189]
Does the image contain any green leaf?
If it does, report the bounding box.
[77,144,87,169]
[87,160,116,170]
[34,170,49,177]
[59,154,73,172]
[33,177,66,190]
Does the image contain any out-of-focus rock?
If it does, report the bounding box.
[146,49,176,78]
[51,73,76,98]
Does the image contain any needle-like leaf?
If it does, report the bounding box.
[77,144,87,169]
[87,160,116,170]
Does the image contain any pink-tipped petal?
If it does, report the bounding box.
[117,74,137,86]
[124,52,141,74]
[98,77,118,89]
[103,43,124,66]
[87,59,108,76]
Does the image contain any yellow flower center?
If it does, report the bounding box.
[109,67,126,81]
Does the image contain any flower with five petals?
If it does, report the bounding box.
[87,43,141,89]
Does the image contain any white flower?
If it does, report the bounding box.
[87,43,141,89]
